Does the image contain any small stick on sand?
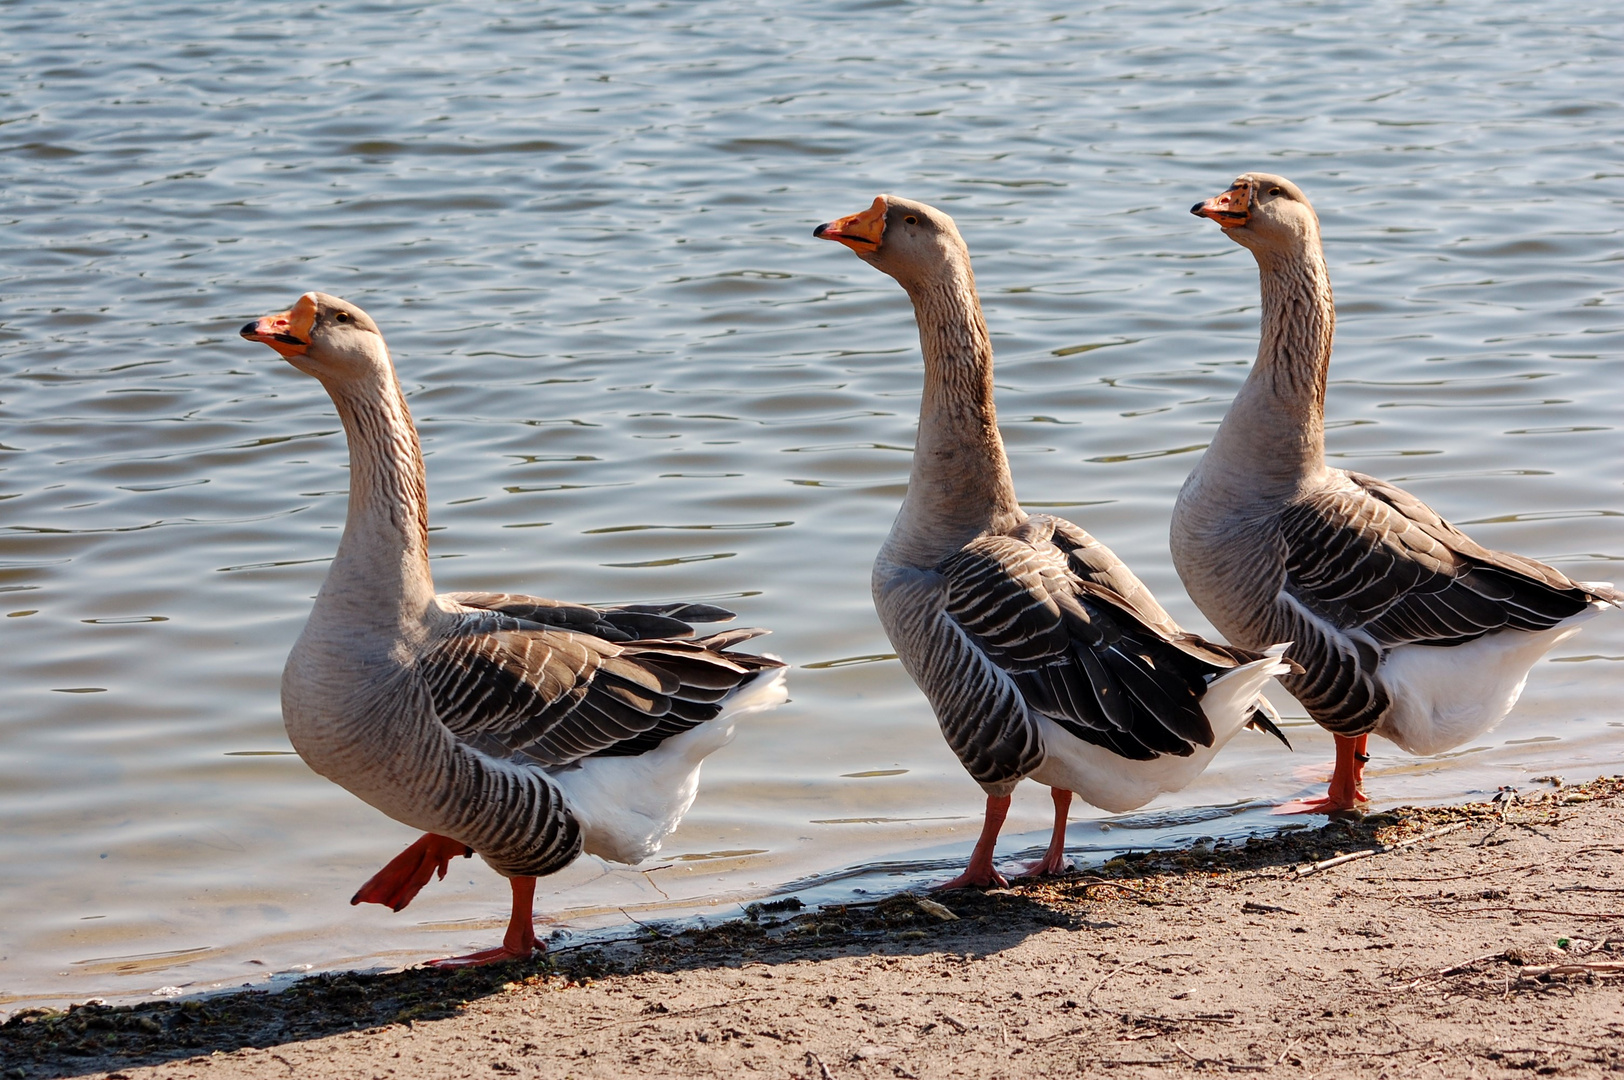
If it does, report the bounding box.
[805,1050,835,1080]
[1517,960,1624,980]
[1085,953,1194,1007]
[1395,950,1508,988]
[1294,822,1471,877]
[1241,901,1299,915]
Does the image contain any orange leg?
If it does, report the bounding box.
[1276,733,1371,815]
[936,794,1012,891]
[426,876,540,968]
[351,833,471,911]
[1021,788,1074,878]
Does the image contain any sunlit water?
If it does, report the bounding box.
[2,0,1621,1010]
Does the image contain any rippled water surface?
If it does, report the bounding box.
[3,0,1622,1008]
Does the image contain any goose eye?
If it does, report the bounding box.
[1268,186,1282,196]
[334,311,352,324]
[903,214,918,225]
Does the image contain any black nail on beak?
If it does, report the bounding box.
[240,321,259,339]
[812,223,829,238]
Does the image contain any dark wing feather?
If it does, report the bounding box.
[419,603,783,768]
[1266,472,1605,734]
[1281,474,1599,650]
[937,517,1268,764]
[443,592,736,643]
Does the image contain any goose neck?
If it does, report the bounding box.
[890,270,1023,562]
[317,362,436,623]
[1210,238,1336,485]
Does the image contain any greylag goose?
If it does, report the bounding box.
[814,196,1294,889]
[240,292,787,966]
[1173,173,1617,814]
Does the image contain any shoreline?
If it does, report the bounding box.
[4,776,1621,1079]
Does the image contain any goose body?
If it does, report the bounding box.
[816,196,1292,887]
[242,293,786,964]
[1173,174,1616,813]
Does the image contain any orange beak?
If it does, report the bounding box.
[1191,181,1252,229]
[240,294,317,357]
[813,195,888,252]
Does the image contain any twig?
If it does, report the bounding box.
[1507,908,1624,920]
[938,1013,969,1033]
[1171,1039,1268,1072]
[1344,1043,1435,1059]
[1241,901,1299,915]
[618,908,670,938]
[806,1050,835,1080]
[1085,953,1193,1006]
[547,935,643,955]
[1518,960,1624,980]
[1539,1034,1620,1052]
[1363,862,1539,883]
[1129,1012,1241,1027]
[1294,822,1471,877]
[1394,951,1507,987]
[582,995,772,1033]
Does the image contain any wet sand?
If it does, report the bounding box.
[5,777,1621,1080]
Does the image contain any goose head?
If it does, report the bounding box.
[1191,173,1320,257]
[240,292,388,383]
[814,194,971,291]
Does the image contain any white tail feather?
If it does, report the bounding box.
[553,664,788,864]
[1030,644,1292,813]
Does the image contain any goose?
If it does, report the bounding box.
[240,292,787,966]
[814,196,1294,889]
[1173,174,1617,814]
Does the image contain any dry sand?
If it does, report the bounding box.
[5,777,1622,1079]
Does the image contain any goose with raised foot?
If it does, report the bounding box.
[240,292,787,966]
[814,196,1294,889]
[1173,174,1617,815]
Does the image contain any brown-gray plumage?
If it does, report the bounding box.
[815,195,1292,889]
[1174,173,1616,813]
[241,292,786,965]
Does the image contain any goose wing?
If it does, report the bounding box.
[910,517,1260,779]
[1267,471,1604,732]
[1279,472,1600,650]
[419,599,781,767]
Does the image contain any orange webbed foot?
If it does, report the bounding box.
[935,866,1010,892]
[1274,734,1370,817]
[934,793,1013,891]
[424,876,539,968]
[424,942,541,969]
[1273,792,1369,816]
[1018,850,1074,878]
[351,833,471,912]
[1017,788,1075,878]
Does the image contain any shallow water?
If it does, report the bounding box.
[2,0,1621,1008]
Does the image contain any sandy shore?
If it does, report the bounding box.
[4,777,1622,1080]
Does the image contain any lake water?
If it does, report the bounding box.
[2,0,1621,1010]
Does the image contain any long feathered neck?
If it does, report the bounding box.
[314,351,436,628]
[1208,227,1336,487]
[887,255,1024,565]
